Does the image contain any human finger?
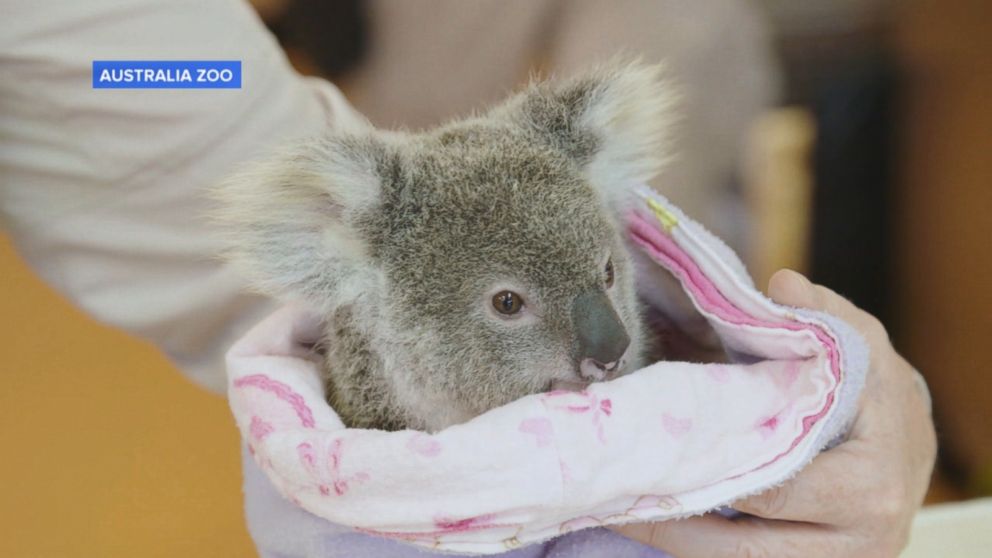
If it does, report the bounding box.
[766,269,888,347]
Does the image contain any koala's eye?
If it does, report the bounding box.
[492,291,524,315]
[604,258,615,288]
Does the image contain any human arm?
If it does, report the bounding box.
[0,0,364,391]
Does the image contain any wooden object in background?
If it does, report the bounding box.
[0,235,254,558]
[893,0,992,496]
[743,107,817,290]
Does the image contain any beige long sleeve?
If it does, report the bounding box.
[0,0,363,392]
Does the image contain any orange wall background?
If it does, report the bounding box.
[0,234,256,557]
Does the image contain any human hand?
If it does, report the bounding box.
[614,269,937,557]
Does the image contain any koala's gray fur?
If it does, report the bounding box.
[214,61,674,432]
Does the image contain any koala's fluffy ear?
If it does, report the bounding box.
[500,60,675,194]
[212,135,396,309]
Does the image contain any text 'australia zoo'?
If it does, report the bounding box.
[97,67,236,84]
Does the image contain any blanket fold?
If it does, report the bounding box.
[227,187,868,555]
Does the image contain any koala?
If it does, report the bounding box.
[215,62,673,432]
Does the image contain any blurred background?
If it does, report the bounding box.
[1,1,989,556]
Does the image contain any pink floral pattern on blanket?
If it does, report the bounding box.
[518,417,554,448]
[297,439,370,497]
[558,495,683,534]
[234,373,316,428]
[357,513,526,548]
[540,390,613,444]
[661,413,693,438]
[224,189,863,555]
[406,433,443,457]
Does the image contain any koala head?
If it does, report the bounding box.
[217,62,673,430]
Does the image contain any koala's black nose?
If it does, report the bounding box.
[571,290,630,381]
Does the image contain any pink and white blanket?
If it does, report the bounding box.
[227,187,869,556]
